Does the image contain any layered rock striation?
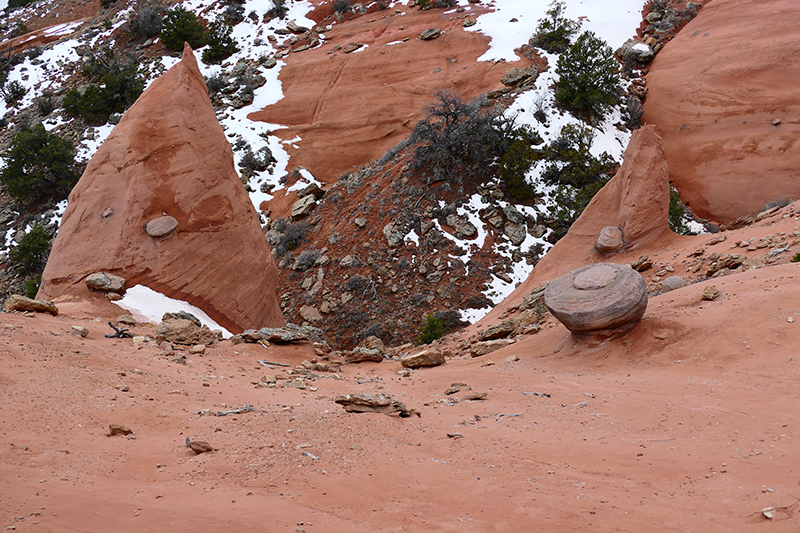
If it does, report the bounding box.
[39,44,283,333]
[642,0,800,223]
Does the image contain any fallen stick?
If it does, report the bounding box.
[216,403,255,416]
[257,359,290,367]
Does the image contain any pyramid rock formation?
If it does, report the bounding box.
[642,0,800,224]
[38,44,283,333]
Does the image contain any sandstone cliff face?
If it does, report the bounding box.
[642,0,800,224]
[39,44,284,333]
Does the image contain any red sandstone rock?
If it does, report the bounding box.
[38,44,283,333]
[642,0,800,223]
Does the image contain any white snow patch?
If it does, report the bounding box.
[405,229,420,246]
[113,285,232,338]
[467,0,645,62]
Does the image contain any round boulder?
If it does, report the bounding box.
[544,263,647,335]
[595,226,624,253]
[145,215,178,237]
[661,276,687,293]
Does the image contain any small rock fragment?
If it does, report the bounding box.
[419,28,441,40]
[71,325,89,338]
[335,393,419,417]
[108,424,133,436]
[185,437,213,454]
[702,286,720,301]
[460,391,487,401]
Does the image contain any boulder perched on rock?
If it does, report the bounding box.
[4,294,58,316]
[38,44,283,334]
[85,272,126,294]
[544,263,647,335]
[595,226,624,253]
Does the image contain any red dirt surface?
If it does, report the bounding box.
[3,201,800,531]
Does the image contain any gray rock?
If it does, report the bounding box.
[354,217,367,228]
[544,263,647,335]
[401,348,445,368]
[595,226,624,253]
[162,311,201,327]
[617,39,654,64]
[529,224,547,239]
[85,272,126,294]
[345,347,383,364]
[291,195,317,219]
[286,19,309,33]
[383,223,404,247]
[419,28,441,40]
[299,305,323,324]
[155,318,216,346]
[4,294,58,316]
[501,65,539,87]
[502,204,526,224]
[478,320,515,341]
[445,214,477,239]
[661,276,687,292]
[504,222,527,246]
[259,323,325,343]
[340,255,357,267]
[263,57,278,69]
[298,182,326,200]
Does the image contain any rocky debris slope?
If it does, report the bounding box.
[642,0,800,224]
[38,44,283,333]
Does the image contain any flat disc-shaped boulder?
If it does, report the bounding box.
[544,263,647,335]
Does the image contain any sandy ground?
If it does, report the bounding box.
[2,247,800,531]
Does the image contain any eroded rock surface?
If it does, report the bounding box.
[643,0,800,223]
[544,263,647,335]
[38,44,283,333]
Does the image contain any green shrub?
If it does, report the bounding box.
[1,80,27,106]
[202,17,238,64]
[63,49,144,124]
[548,179,608,241]
[25,274,42,299]
[333,0,352,13]
[128,0,166,39]
[530,0,581,54]
[7,0,36,10]
[791,252,800,263]
[409,91,516,184]
[160,6,207,52]
[9,226,51,276]
[267,0,288,19]
[554,31,620,122]
[0,126,79,204]
[540,124,616,241]
[668,187,694,235]
[498,127,540,201]
[540,123,616,189]
[417,314,445,345]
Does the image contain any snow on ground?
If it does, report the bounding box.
[466,0,644,61]
[112,285,232,337]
